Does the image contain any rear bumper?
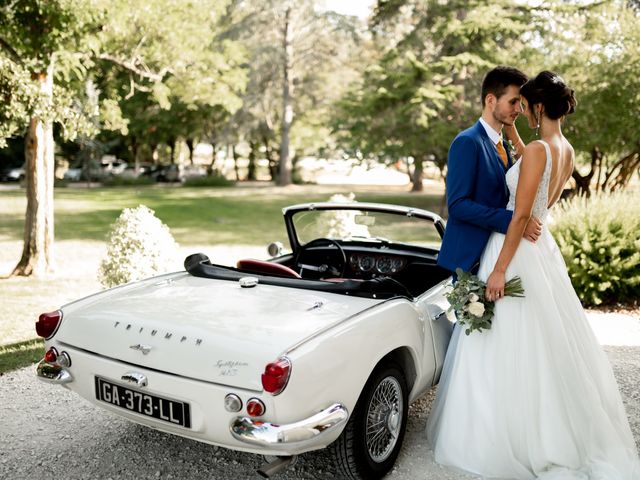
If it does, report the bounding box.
[35,344,347,455]
[36,360,73,384]
[230,403,348,449]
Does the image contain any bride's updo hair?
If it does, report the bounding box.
[519,71,577,120]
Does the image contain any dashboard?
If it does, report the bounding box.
[349,252,406,275]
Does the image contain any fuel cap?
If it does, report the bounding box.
[239,276,259,288]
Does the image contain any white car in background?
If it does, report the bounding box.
[5,165,25,181]
[35,202,454,479]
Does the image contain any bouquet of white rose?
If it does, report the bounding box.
[445,268,525,335]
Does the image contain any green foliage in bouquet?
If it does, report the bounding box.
[446,268,524,335]
[550,192,640,306]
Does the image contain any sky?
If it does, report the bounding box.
[322,0,375,18]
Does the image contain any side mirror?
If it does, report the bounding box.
[267,241,284,258]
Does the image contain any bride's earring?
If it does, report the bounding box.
[535,111,541,137]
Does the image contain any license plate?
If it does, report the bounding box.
[95,376,191,428]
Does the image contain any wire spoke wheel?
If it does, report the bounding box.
[365,376,403,463]
[331,362,408,479]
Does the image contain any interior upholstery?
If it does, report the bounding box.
[236,259,301,278]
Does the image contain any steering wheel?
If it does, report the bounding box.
[294,238,346,280]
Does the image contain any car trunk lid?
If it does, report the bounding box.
[56,272,379,391]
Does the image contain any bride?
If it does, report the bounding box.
[426,71,640,479]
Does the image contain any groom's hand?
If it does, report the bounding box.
[523,216,542,242]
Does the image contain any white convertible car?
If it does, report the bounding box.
[36,202,454,479]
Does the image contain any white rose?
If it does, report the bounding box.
[468,293,479,303]
[467,301,485,317]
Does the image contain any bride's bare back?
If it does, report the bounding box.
[544,135,575,208]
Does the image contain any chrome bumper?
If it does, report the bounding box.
[230,403,348,448]
[36,360,73,384]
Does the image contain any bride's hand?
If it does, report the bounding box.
[504,124,519,142]
[485,270,506,302]
[504,124,525,158]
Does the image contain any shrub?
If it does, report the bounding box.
[98,205,180,288]
[550,191,640,306]
[183,174,233,187]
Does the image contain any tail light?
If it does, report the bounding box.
[261,357,291,395]
[44,347,58,363]
[246,398,265,417]
[36,310,63,339]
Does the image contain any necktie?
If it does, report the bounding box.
[496,139,508,168]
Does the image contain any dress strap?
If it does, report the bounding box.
[534,139,552,173]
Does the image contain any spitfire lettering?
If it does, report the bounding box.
[113,321,202,346]
[215,360,248,377]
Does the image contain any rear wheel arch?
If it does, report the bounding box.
[380,347,417,396]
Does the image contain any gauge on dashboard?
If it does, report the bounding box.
[376,256,393,274]
[390,257,404,273]
[358,255,375,272]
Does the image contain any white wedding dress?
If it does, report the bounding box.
[427,140,640,479]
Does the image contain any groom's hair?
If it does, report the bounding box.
[481,66,528,107]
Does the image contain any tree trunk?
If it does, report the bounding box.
[601,148,640,192]
[169,138,177,164]
[437,159,447,217]
[131,136,139,172]
[411,156,424,192]
[277,7,293,186]
[571,146,599,197]
[247,140,257,181]
[207,142,217,176]
[186,138,194,164]
[231,144,240,181]
[12,67,55,277]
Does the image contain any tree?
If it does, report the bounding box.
[540,1,640,195]
[334,0,536,191]
[227,0,364,185]
[0,0,101,276]
[0,0,243,276]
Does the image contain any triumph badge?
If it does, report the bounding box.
[129,344,152,355]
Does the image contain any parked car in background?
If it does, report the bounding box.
[140,163,182,183]
[63,167,83,181]
[181,164,207,181]
[35,202,454,479]
[0,165,25,182]
[100,156,127,175]
[63,156,128,182]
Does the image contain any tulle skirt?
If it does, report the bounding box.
[426,228,640,479]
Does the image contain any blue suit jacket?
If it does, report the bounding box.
[437,120,514,274]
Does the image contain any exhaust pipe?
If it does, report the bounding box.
[257,455,297,478]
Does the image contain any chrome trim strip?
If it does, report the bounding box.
[283,202,444,224]
[230,403,348,448]
[36,360,73,384]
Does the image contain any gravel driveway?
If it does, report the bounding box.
[1,341,638,480]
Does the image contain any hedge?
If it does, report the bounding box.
[550,191,640,306]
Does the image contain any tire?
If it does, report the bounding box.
[331,362,408,479]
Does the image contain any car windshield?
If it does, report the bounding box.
[291,208,441,248]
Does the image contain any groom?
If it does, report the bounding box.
[438,66,541,277]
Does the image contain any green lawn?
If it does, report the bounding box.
[0,339,44,374]
[0,184,446,246]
